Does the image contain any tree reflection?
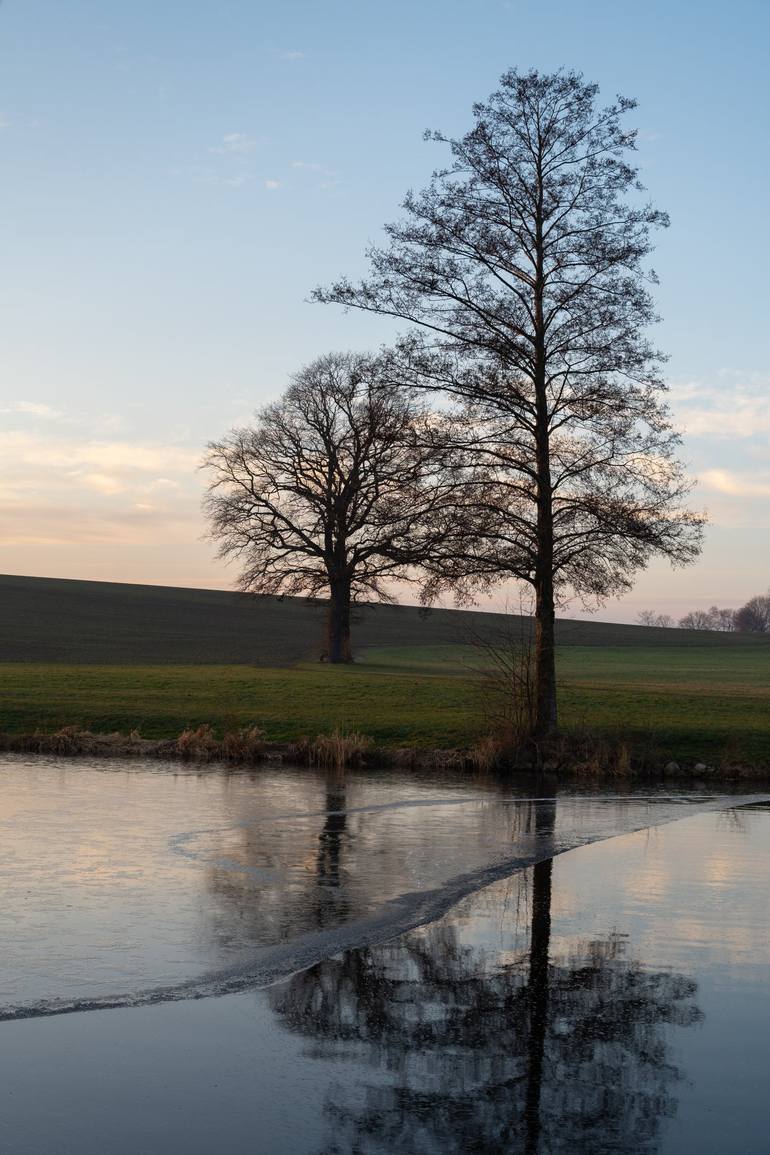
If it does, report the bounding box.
[206,769,357,948]
[315,773,349,893]
[524,801,554,1155]
[205,771,540,951]
[269,798,702,1154]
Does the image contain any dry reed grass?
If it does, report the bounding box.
[307,728,372,770]
[220,725,266,761]
[468,734,504,773]
[0,724,763,780]
[176,723,219,759]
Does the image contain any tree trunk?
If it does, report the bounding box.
[532,148,557,741]
[533,369,558,738]
[326,578,353,663]
[534,565,557,738]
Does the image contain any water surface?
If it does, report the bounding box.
[0,757,768,1152]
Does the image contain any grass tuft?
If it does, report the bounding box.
[307,728,373,770]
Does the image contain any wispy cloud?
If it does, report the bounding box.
[0,502,201,547]
[290,160,341,190]
[218,175,250,188]
[1,401,63,419]
[264,179,282,190]
[280,50,307,61]
[0,430,198,474]
[190,167,252,189]
[700,469,770,499]
[673,373,770,439]
[72,471,126,496]
[209,131,258,155]
[0,429,203,546]
[666,371,770,528]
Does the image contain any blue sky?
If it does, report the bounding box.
[1,0,768,619]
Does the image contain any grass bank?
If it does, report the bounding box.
[0,663,481,747]
[1,640,768,769]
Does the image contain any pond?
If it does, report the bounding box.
[0,756,768,1153]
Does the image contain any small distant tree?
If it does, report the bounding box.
[317,69,704,736]
[204,352,450,662]
[679,605,737,631]
[678,609,716,630]
[734,592,770,634]
[637,610,673,628]
[708,605,736,632]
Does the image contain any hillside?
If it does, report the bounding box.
[1,573,766,665]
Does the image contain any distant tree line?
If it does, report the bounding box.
[205,69,705,739]
[637,592,770,633]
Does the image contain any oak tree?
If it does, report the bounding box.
[204,351,449,662]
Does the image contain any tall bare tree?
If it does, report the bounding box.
[204,352,449,662]
[316,69,704,735]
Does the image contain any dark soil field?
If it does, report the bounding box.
[1,573,765,664]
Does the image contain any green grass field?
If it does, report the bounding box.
[0,644,768,764]
[1,575,768,765]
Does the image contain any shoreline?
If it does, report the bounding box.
[1,726,768,782]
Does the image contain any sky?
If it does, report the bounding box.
[1,0,768,622]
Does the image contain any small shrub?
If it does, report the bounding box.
[468,604,537,749]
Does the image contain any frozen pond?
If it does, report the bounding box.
[0,756,768,1152]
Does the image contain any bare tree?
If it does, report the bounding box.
[316,69,703,736]
[734,592,770,634]
[204,352,450,662]
[709,606,737,632]
[678,609,716,630]
[637,610,674,628]
[679,605,736,631]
